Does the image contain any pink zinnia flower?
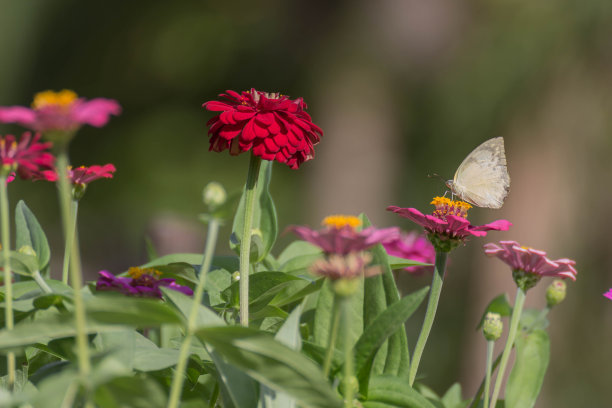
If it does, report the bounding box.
[289,215,400,256]
[604,288,612,301]
[95,267,193,298]
[387,196,511,252]
[484,240,577,291]
[383,231,435,274]
[203,89,323,169]
[310,253,381,281]
[0,132,54,179]
[39,164,116,185]
[0,89,121,134]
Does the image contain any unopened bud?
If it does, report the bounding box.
[72,183,87,201]
[231,271,240,282]
[546,279,566,307]
[483,312,503,341]
[202,182,227,210]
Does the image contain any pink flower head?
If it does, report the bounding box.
[95,267,193,298]
[387,196,511,252]
[310,253,381,281]
[0,132,54,179]
[383,231,435,274]
[484,240,577,291]
[40,164,116,185]
[604,288,612,301]
[203,89,323,169]
[0,90,121,135]
[289,215,400,256]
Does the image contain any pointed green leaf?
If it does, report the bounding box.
[505,329,550,408]
[231,160,278,263]
[15,201,50,272]
[211,350,259,408]
[366,375,438,408]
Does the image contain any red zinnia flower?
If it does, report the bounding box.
[0,90,121,134]
[484,241,576,291]
[388,197,512,252]
[40,164,116,185]
[0,132,54,179]
[289,215,400,256]
[203,89,322,169]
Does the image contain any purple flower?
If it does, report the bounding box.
[383,231,435,274]
[604,288,612,301]
[0,90,120,134]
[387,196,511,252]
[95,267,193,298]
[288,215,399,255]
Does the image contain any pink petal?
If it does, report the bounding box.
[0,106,37,126]
[72,98,121,127]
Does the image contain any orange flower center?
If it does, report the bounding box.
[32,90,78,110]
[128,267,162,279]
[322,215,362,229]
[431,196,472,219]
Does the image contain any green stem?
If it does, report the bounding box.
[32,270,53,293]
[56,148,72,285]
[62,200,78,285]
[238,154,262,327]
[341,295,355,408]
[322,295,342,377]
[489,287,526,408]
[167,218,220,408]
[408,251,448,386]
[0,176,15,389]
[469,352,503,408]
[483,340,494,408]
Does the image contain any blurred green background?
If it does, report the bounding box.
[1,0,611,406]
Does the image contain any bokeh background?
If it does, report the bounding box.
[1,0,611,406]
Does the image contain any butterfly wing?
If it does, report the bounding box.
[451,137,510,209]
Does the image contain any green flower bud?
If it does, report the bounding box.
[483,312,503,341]
[202,182,227,210]
[546,279,566,307]
[72,183,87,201]
[231,271,240,282]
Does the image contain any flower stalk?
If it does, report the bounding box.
[340,294,356,408]
[483,340,494,408]
[322,295,342,377]
[0,175,15,389]
[408,251,448,386]
[239,154,262,327]
[489,287,526,408]
[55,147,74,284]
[168,217,221,408]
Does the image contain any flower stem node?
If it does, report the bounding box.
[338,375,359,396]
[332,277,360,297]
[427,233,463,253]
[546,279,567,307]
[202,182,227,211]
[512,269,541,292]
[72,183,87,201]
[483,312,503,341]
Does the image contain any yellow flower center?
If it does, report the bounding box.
[322,215,362,229]
[128,267,162,279]
[32,89,78,110]
[431,196,472,219]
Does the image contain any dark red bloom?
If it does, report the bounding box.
[40,164,116,185]
[203,89,322,169]
[0,132,54,179]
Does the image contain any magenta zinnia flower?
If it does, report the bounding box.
[0,90,121,134]
[289,215,400,255]
[39,164,116,185]
[484,240,577,291]
[604,288,612,301]
[95,267,193,298]
[0,132,54,179]
[383,231,435,274]
[203,89,323,169]
[387,196,511,252]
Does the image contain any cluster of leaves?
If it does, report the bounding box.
[0,161,552,408]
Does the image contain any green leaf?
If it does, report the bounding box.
[140,253,203,268]
[366,375,438,408]
[353,287,429,393]
[210,350,259,408]
[161,287,225,327]
[86,295,184,327]
[195,326,342,408]
[476,294,512,329]
[15,201,51,273]
[505,329,550,408]
[313,279,334,347]
[0,250,39,276]
[441,383,469,408]
[94,375,168,408]
[223,272,306,309]
[277,241,322,267]
[387,255,432,270]
[231,160,278,264]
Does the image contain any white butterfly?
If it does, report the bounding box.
[445,137,510,209]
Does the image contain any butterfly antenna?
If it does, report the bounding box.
[428,173,446,183]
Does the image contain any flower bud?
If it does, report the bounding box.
[546,279,566,307]
[202,182,227,210]
[72,183,87,201]
[231,271,240,282]
[483,312,503,341]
